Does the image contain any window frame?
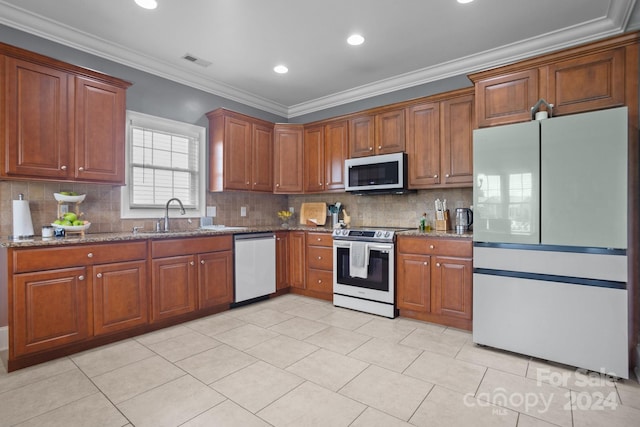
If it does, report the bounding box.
[121,110,207,219]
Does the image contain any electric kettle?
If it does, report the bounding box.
[455,208,473,234]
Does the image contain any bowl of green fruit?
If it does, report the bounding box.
[54,191,86,203]
[52,212,91,231]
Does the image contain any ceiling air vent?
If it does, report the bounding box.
[182,53,212,67]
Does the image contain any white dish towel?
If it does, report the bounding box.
[349,242,370,279]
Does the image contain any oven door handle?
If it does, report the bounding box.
[333,241,393,251]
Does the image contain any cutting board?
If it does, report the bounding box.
[300,203,327,225]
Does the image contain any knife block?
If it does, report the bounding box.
[435,210,450,231]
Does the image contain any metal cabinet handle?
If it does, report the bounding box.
[318,256,322,260]
[445,174,450,178]
[78,167,84,172]
[378,145,382,149]
[433,174,438,179]
[276,183,280,187]
[369,147,373,151]
[423,262,428,266]
[61,165,67,170]
[436,263,441,267]
[429,245,434,249]
[200,260,205,264]
[317,237,321,241]
[87,252,94,258]
[96,273,102,278]
[78,275,85,281]
[318,279,322,283]
[190,261,195,266]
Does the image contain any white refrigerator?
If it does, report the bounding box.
[472,107,629,378]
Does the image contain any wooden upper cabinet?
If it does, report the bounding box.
[375,108,405,154]
[304,120,348,193]
[207,109,274,192]
[407,102,441,187]
[1,44,131,184]
[74,76,126,183]
[441,94,474,185]
[251,122,274,192]
[474,69,539,128]
[304,125,325,193]
[470,32,639,127]
[349,109,405,157]
[274,124,304,193]
[406,89,474,189]
[546,48,625,116]
[4,56,70,180]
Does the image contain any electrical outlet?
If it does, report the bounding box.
[240,206,247,217]
[206,206,216,217]
[60,205,69,214]
[289,207,294,213]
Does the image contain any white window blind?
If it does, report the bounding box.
[122,111,206,219]
[130,126,198,208]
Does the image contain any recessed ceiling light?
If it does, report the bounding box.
[274,65,288,74]
[347,34,365,46]
[457,0,474,4]
[135,0,158,10]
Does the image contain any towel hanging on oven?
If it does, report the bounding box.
[349,241,370,279]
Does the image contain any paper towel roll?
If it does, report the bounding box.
[12,199,34,238]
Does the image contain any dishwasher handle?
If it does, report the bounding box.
[234,232,275,241]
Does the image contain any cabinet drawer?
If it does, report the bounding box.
[307,232,332,247]
[307,268,333,294]
[307,246,332,270]
[13,241,147,273]
[397,237,472,257]
[152,235,232,258]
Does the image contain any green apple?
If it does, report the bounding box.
[72,220,83,226]
[53,219,63,225]
[63,212,77,222]
[62,219,73,226]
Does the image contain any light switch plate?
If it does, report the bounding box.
[206,206,216,217]
[240,206,247,217]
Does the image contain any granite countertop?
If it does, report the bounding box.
[1,224,335,248]
[398,228,473,239]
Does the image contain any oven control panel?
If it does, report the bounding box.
[332,228,402,242]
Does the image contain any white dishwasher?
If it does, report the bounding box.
[233,233,276,304]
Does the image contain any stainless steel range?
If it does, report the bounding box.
[332,227,408,318]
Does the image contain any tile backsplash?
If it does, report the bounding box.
[0,180,471,237]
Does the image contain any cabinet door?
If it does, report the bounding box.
[306,269,333,295]
[396,253,431,312]
[304,125,325,193]
[275,232,290,290]
[441,95,474,185]
[93,260,147,336]
[4,57,70,179]
[324,120,349,191]
[407,102,441,187]
[375,109,405,154]
[151,255,196,322]
[13,267,89,356]
[74,76,126,183]
[224,116,252,190]
[475,69,539,127]
[274,125,304,193]
[349,115,374,157]
[198,251,233,309]
[289,231,306,289]
[251,123,274,192]
[547,48,625,116]
[431,256,472,320]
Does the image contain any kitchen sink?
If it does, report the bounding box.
[198,225,249,231]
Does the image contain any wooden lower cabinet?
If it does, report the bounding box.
[396,236,472,330]
[303,232,333,299]
[198,251,233,309]
[151,255,197,322]
[93,260,147,336]
[275,231,290,290]
[13,267,90,356]
[289,231,306,289]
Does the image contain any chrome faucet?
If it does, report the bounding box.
[163,198,186,231]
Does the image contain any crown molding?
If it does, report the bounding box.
[0,0,635,119]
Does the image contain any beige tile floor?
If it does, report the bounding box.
[1,294,640,427]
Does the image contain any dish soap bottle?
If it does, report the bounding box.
[419,213,427,231]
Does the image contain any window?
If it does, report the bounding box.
[121,111,206,219]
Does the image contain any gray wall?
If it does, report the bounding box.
[0,23,471,125]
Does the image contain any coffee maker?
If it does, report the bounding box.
[455,208,473,234]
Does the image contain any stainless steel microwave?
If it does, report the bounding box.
[344,152,408,194]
